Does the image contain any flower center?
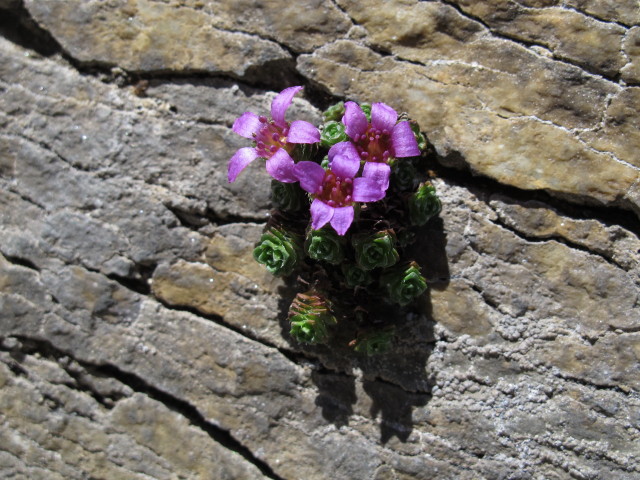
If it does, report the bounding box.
[316,169,354,207]
[354,125,392,163]
[254,116,293,158]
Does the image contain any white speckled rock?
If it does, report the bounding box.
[1,1,639,479]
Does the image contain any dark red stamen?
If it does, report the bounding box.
[317,169,354,207]
[254,120,293,158]
[354,124,393,163]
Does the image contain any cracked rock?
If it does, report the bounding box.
[1,1,640,479]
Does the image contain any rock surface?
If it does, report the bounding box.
[1,1,639,479]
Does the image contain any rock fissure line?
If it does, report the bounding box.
[514,1,634,31]
[433,161,640,237]
[560,1,638,29]
[531,434,640,472]
[5,335,284,480]
[551,368,639,398]
[439,0,625,85]
[2,185,46,210]
[2,254,41,272]
[150,295,309,368]
[492,112,639,172]
[487,210,630,272]
[1,340,120,411]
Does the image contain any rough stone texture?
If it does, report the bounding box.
[1,1,639,479]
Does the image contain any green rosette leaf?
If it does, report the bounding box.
[351,327,395,355]
[352,230,399,271]
[380,262,427,306]
[271,180,305,211]
[408,182,442,226]
[306,227,344,265]
[410,121,428,152]
[289,292,337,344]
[360,103,372,122]
[341,262,373,288]
[253,227,300,277]
[323,101,345,122]
[391,160,418,192]
[320,121,349,148]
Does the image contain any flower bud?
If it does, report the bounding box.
[350,327,394,355]
[253,227,300,277]
[323,101,345,122]
[408,182,442,226]
[271,180,306,211]
[306,227,344,265]
[352,230,399,271]
[380,261,427,306]
[341,262,373,288]
[289,291,337,344]
[320,121,349,148]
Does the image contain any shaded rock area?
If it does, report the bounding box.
[1,0,639,479]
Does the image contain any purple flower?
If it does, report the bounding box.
[342,101,420,162]
[294,143,390,235]
[228,86,320,183]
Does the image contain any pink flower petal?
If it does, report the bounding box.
[232,111,262,139]
[294,161,326,194]
[310,198,333,230]
[371,102,397,132]
[391,121,420,157]
[329,206,354,236]
[362,162,390,192]
[228,147,259,183]
[271,86,303,128]
[265,148,297,183]
[330,154,359,180]
[342,101,368,140]
[288,120,320,144]
[328,141,359,162]
[352,177,386,202]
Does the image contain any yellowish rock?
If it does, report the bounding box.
[24,0,290,75]
[151,259,286,346]
[452,1,626,77]
[298,40,640,213]
[621,27,640,83]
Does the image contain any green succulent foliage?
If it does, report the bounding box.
[294,142,317,161]
[320,155,329,169]
[380,262,427,306]
[396,229,417,248]
[320,121,349,148]
[410,121,428,152]
[408,182,442,226]
[360,103,372,122]
[253,228,300,277]
[341,262,374,288]
[306,227,344,265]
[352,230,399,271]
[323,101,345,122]
[271,180,305,211]
[289,292,337,344]
[391,159,418,192]
[352,327,395,355]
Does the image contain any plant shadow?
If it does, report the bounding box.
[276,213,449,443]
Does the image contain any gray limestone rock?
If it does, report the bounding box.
[1,1,639,479]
